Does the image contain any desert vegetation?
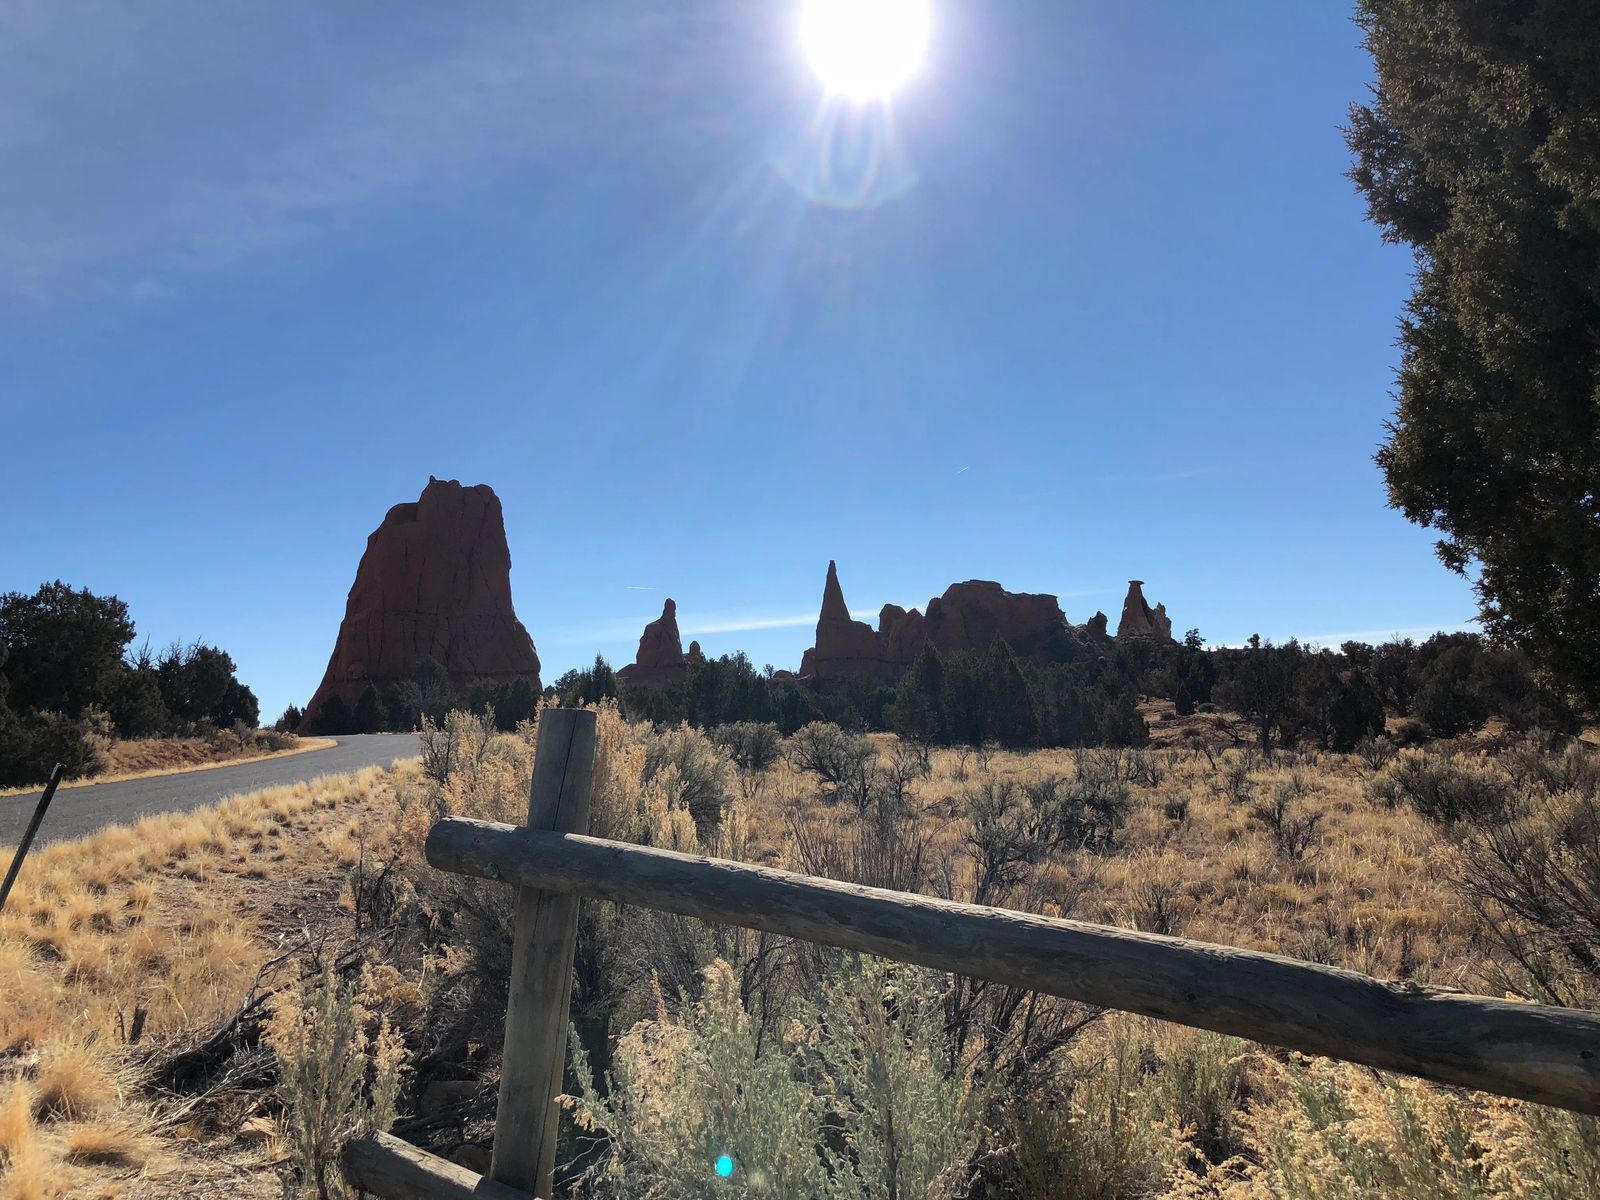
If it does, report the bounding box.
[423,708,1600,1199]
[10,702,1592,1197]
[317,706,1600,1197]
[1347,0,1600,711]
[0,760,408,1198]
[0,582,270,787]
[322,627,1574,773]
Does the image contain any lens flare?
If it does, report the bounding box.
[799,0,930,100]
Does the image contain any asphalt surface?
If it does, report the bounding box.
[0,733,421,848]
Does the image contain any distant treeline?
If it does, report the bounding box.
[284,659,543,739]
[0,581,261,785]
[299,626,1582,753]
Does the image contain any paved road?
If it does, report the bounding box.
[0,734,421,848]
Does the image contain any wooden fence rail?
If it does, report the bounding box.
[426,817,1600,1113]
[345,709,1600,1200]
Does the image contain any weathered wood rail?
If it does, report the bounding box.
[345,709,1600,1199]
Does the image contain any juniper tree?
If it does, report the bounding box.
[1348,0,1600,704]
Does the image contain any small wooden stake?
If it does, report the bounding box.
[489,708,596,1196]
[0,763,65,915]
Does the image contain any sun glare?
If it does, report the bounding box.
[800,0,930,101]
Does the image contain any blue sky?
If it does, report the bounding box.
[1,1,1476,723]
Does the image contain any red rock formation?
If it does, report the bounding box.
[806,561,899,680]
[923,580,1066,659]
[879,603,926,665]
[1115,580,1175,642]
[798,565,1075,680]
[302,478,541,726]
[618,599,689,688]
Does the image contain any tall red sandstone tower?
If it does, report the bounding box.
[301,477,541,727]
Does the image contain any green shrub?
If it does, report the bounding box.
[266,969,407,1200]
[1158,1029,1251,1165]
[643,724,731,835]
[155,641,259,728]
[800,959,981,1200]
[1391,718,1430,747]
[710,721,782,774]
[105,666,171,737]
[0,708,105,786]
[352,684,385,734]
[313,695,354,736]
[1414,646,1490,739]
[567,959,840,1200]
[1099,694,1149,748]
[1356,735,1398,771]
[1502,740,1600,798]
[1454,780,1600,1002]
[566,957,980,1200]
[994,1021,1183,1200]
[1239,1055,1600,1199]
[785,722,876,790]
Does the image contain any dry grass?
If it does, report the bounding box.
[0,763,409,1198]
[726,740,1472,986]
[4,704,1593,1197]
[0,737,338,799]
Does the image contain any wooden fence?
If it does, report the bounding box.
[344,708,1600,1200]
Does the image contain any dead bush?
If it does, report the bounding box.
[1455,784,1600,1003]
[1250,783,1323,869]
[785,722,876,793]
[1377,750,1513,825]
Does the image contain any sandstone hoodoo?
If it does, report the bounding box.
[301,477,541,727]
[617,598,690,689]
[1116,579,1175,642]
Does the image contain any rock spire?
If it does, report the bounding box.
[1115,579,1175,642]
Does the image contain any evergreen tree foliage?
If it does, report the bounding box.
[1326,669,1386,753]
[383,682,423,731]
[1348,0,1600,704]
[0,581,135,715]
[889,644,947,743]
[315,694,355,736]
[352,683,385,734]
[503,677,539,728]
[983,642,1038,749]
[1414,642,1492,739]
[1099,693,1149,748]
[600,628,1568,754]
[156,642,259,728]
[105,665,171,738]
[1213,636,1303,753]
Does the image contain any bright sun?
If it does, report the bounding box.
[800,0,930,101]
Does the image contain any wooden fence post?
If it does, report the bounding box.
[490,707,597,1197]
